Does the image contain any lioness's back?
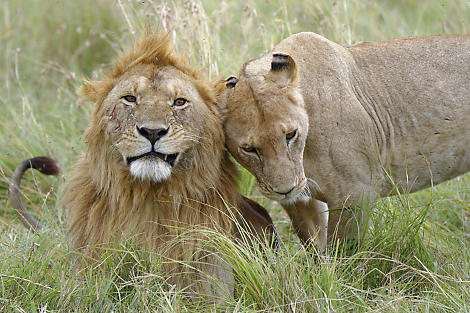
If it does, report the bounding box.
[348,35,470,115]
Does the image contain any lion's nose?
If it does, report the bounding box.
[136,126,169,145]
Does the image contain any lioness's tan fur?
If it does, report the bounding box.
[220,32,470,249]
[63,31,240,297]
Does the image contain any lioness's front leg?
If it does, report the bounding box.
[327,205,370,246]
[282,198,328,250]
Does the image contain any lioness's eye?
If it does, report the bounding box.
[173,98,188,106]
[122,95,137,103]
[286,130,297,143]
[242,146,258,155]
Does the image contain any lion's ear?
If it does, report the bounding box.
[79,80,101,103]
[270,52,298,87]
[79,79,113,103]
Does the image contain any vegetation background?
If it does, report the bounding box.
[0,0,469,311]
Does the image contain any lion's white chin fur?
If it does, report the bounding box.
[129,159,172,182]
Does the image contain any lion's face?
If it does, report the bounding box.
[101,64,215,182]
[220,54,309,203]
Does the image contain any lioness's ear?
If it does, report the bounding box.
[270,53,298,87]
[213,76,237,122]
[213,76,238,105]
[214,76,238,93]
[225,76,238,88]
[213,76,233,101]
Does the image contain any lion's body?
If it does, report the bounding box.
[61,32,243,297]
[220,32,470,249]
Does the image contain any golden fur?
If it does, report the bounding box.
[219,32,470,250]
[63,31,241,297]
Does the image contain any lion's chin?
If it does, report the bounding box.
[129,158,172,183]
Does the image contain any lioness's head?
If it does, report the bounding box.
[81,32,223,183]
[218,53,309,203]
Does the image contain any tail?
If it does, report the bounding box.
[8,157,60,233]
[235,196,279,250]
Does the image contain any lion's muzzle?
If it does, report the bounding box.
[136,125,169,145]
[127,151,178,167]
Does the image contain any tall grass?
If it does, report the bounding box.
[0,0,469,311]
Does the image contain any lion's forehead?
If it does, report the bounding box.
[121,73,195,94]
[135,76,151,93]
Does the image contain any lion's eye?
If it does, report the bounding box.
[122,95,137,103]
[242,146,258,155]
[173,98,188,106]
[286,130,297,143]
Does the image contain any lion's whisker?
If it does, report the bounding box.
[184,134,208,143]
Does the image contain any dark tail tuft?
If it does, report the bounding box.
[235,196,279,250]
[28,157,60,176]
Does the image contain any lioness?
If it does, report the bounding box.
[219,32,470,249]
[9,31,277,300]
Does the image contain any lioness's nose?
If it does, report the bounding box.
[136,126,169,145]
[274,185,295,195]
[272,176,299,195]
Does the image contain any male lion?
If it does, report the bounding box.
[9,31,277,300]
[218,32,470,250]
